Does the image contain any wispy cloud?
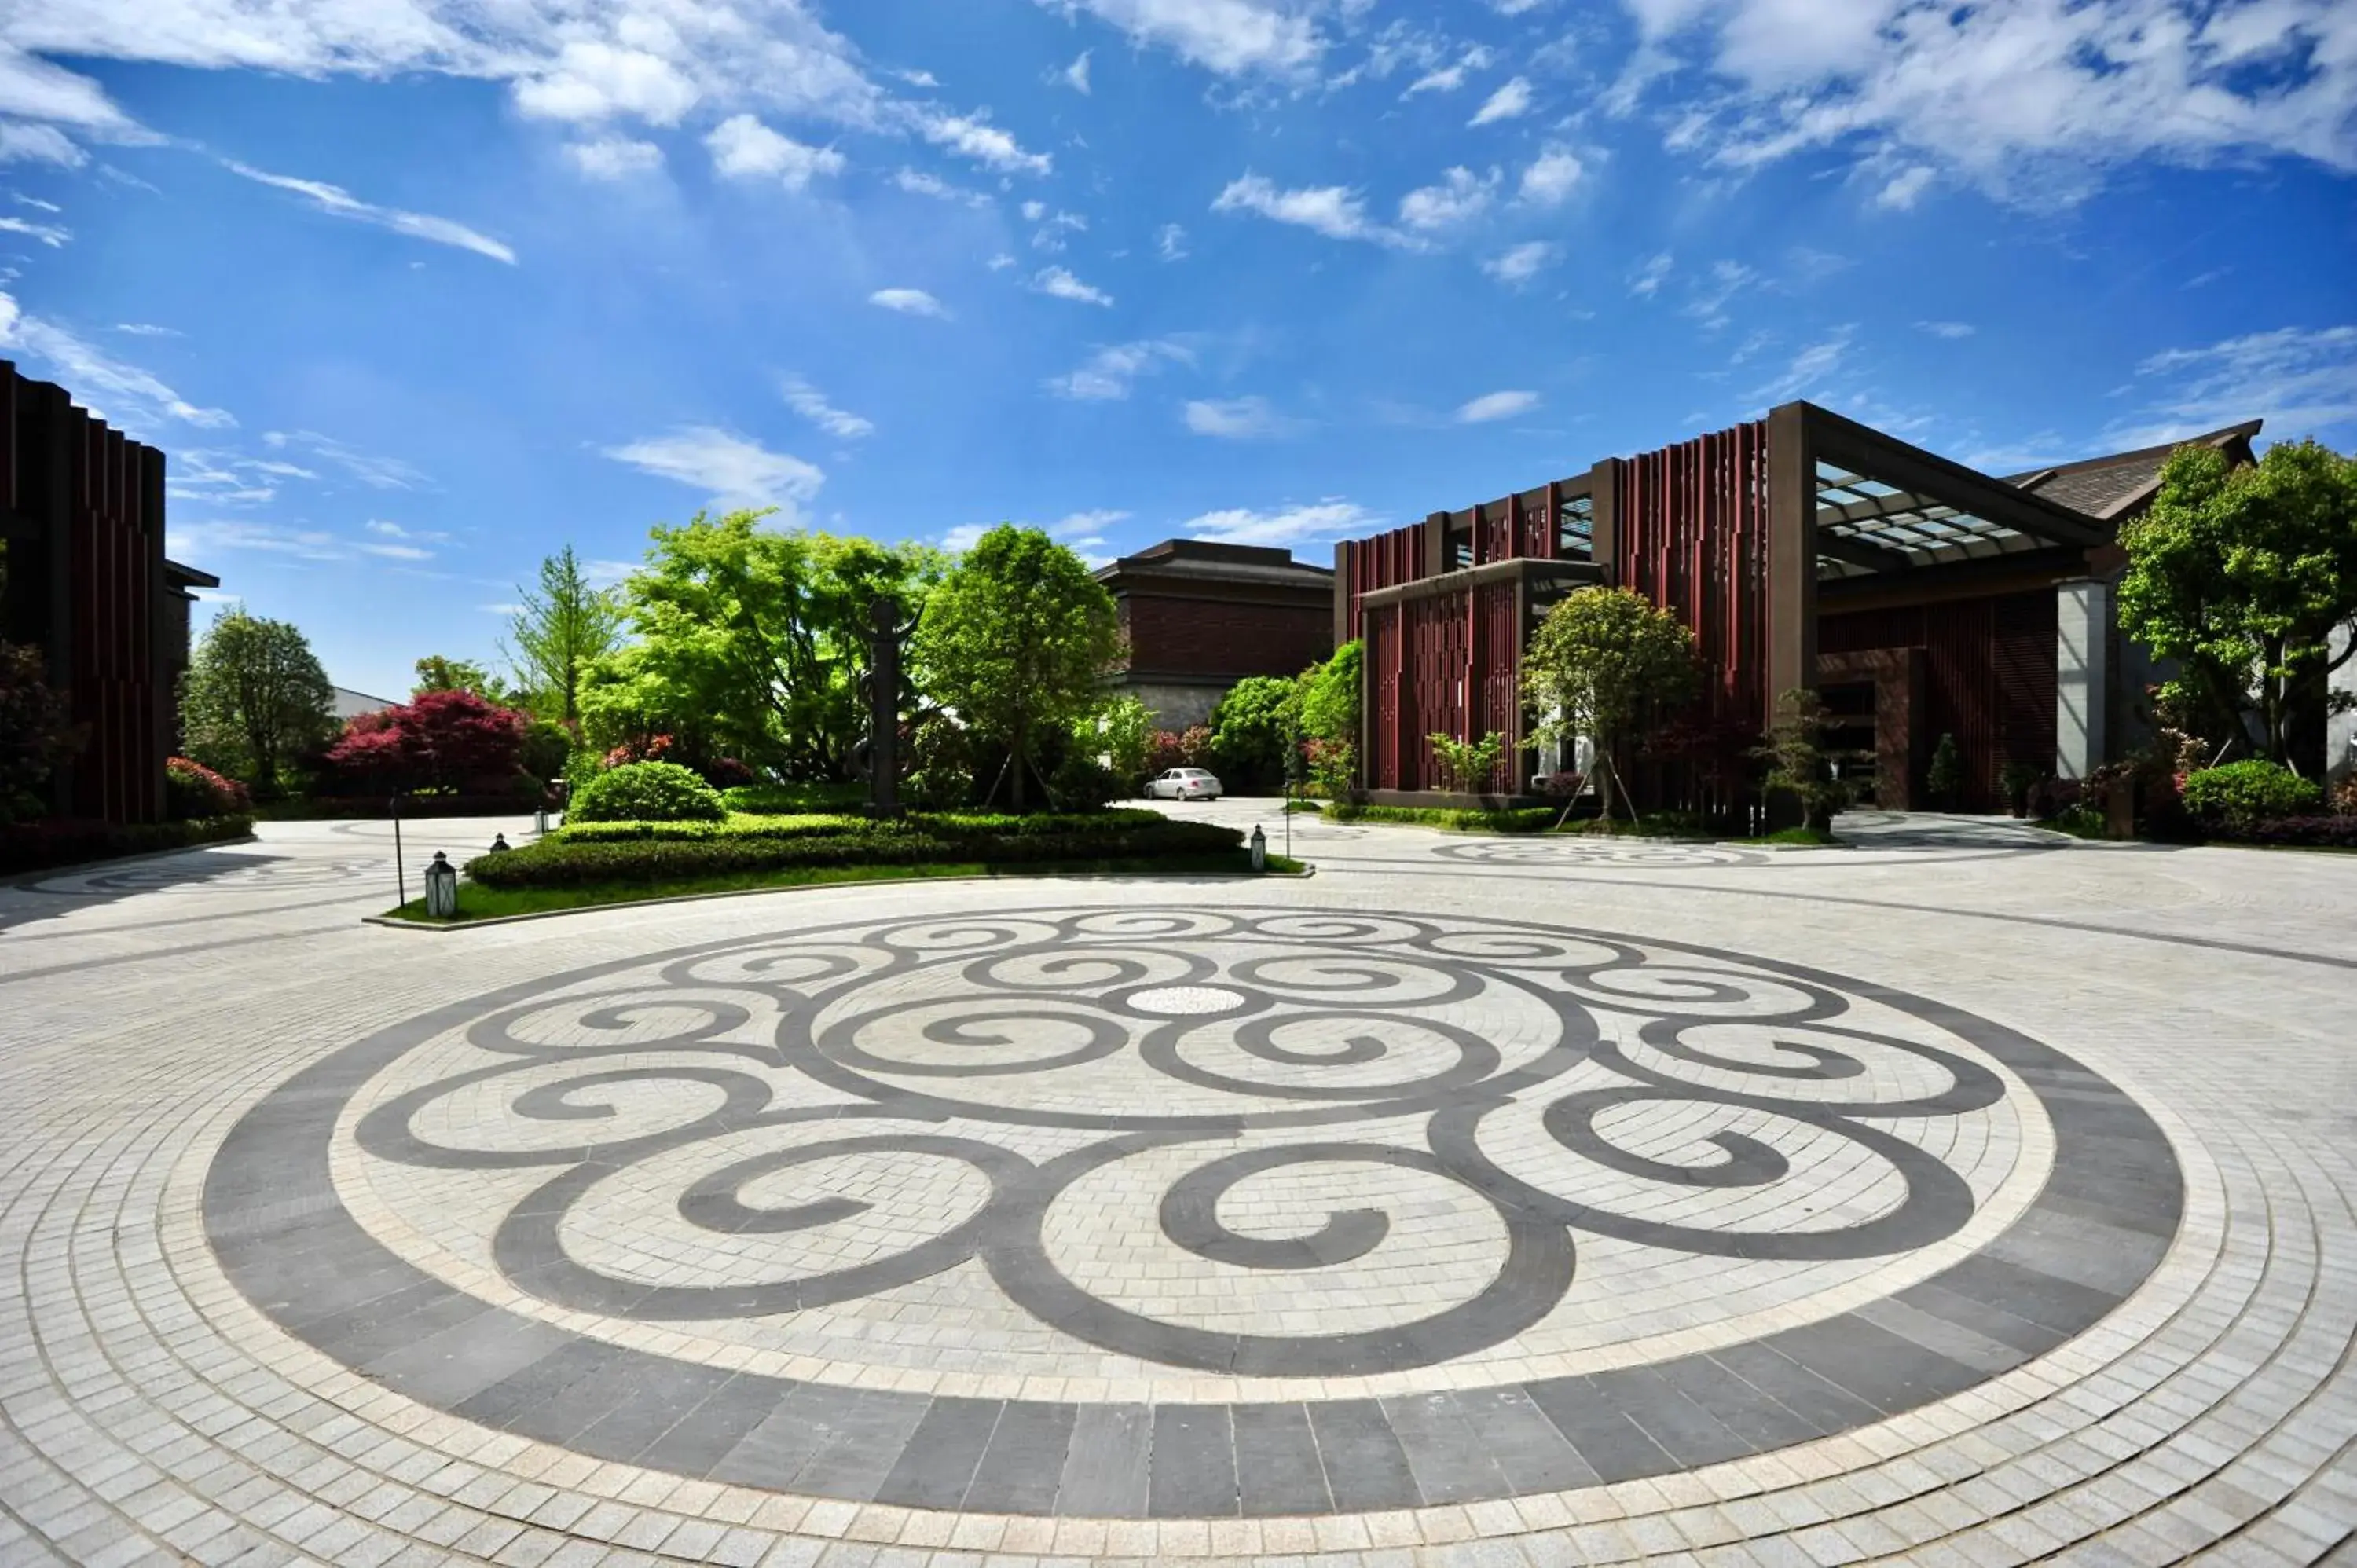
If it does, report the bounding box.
[1032,266,1113,306]
[565,137,664,180]
[111,321,178,337]
[1047,0,1325,78]
[1179,499,1375,548]
[1483,240,1558,286]
[1518,145,1583,206]
[783,376,874,439]
[1157,222,1189,261]
[706,115,845,189]
[0,214,68,247]
[1045,339,1193,401]
[893,167,989,207]
[2113,324,2357,446]
[1629,251,1673,297]
[0,290,233,430]
[1746,329,1855,405]
[1398,166,1497,232]
[168,518,433,565]
[1213,172,1409,247]
[1402,45,1494,97]
[261,430,427,489]
[1469,76,1532,126]
[915,109,1050,176]
[1916,320,1976,339]
[1457,389,1540,423]
[1060,50,1092,93]
[1184,396,1305,439]
[222,159,515,263]
[604,426,826,515]
[870,287,950,318]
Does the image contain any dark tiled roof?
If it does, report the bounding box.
[2005,419,2261,520]
[1097,537,1334,590]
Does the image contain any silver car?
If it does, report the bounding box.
[1146,768,1223,801]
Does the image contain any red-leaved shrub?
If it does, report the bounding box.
[324,689,530,795]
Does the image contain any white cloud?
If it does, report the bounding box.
[222,159,515,263]
[1457,389,1540,423]
[0,290,232,430]
[0,212,66,245]
[705,114,844,189]
[261,429,427,489]
[604,426,826,515]
[1917,320,1976,339]
[167,518,434,564]
[1184,396,1304,438]
[0,121,85,167]
[1157,222,1189,260]
[1044,0,1328,77]
[1178,499,1375,548]
[1046,339,1193,400]
[1518,145,1583,205]
[1875,164,1935,210]
[1681,258,1755,330]
[1746,329,1854,405]
[2118,324,2357,445]
[565,136,663,180]
[1469,75,1533,126]
[364,518,446,541]
[893,167,989,206]
[782,376,874,439]
[870,287,949,317]
[1062,49,1093,93]
[1032,266,1113,306]
[1629,251,1673,296]
[1213,171,1408,246]
[15,192,59,211]
[1398,165,1498,231]
[1030,207,1088,250]
[515,41,701,125]
[112,321,178,336]
[915,109,1050,175]
[985,252,1017,270]
[1632,0,2357,200]
[1402,45,1494,96]
[1483,240,1558,285]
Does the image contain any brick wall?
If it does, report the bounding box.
[1121,593,1332,681]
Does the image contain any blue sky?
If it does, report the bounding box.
[2,0,2352,699]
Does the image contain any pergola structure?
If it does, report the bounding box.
[1335,401,2260,814]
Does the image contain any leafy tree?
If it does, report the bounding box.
[2117,439,2357,768]
[1208,676,1299,792]
[181,610,336,793]
[911,524,1120,810]
[1757,688,1851,834]
[412,655,493,696]
[1926,732,1963,809]
[1078,695,1154,793]
[505,545,625,724]
[1297,639,1362,747]
[322,689,530,796]
[1428,731,1507,795]
[0,641,82,824]
[1521,586,1699,822]
[597,511,944,779]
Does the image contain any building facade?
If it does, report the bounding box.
[1095,539,1334,731]
[1335,401,2262,814]
[1,360,216,823]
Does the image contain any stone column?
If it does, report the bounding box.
[2056,578,2110,779]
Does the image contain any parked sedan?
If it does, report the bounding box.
[1146,768,1223,801]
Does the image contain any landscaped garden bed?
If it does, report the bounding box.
[382,805,1297,923]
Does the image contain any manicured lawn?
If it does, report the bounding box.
[381,851,1306,924]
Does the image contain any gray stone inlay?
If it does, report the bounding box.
[204,906,2183,1517]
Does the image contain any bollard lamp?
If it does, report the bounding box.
[423,851,459,918]
[489,833,512,854]
[1249,824,1266,871]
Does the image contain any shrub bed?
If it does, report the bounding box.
[720,781,866,814]
[1,815,254,875]
[469,812,1244,889]
[567,761,727,823]
[2215,814,2357,850]
[1326,803,1562,833]
[2180,760,2322,830]
[258,792,544,820]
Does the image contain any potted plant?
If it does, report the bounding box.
[1926,732,1963,811]
[1999,761,2043,818]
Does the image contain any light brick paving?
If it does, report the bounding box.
[0,810,2351,1564]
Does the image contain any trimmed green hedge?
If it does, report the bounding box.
[1326,803,1562,833]
[1,815,255,875]
[2180,760,2322,830]
[568,761,728,823]
[552,808,1173,844]
[470,812,1244,888]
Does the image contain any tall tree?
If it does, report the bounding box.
[1520,586,1699,821]
[2117,438,2357,768]
[181,610,336,793]
[912,524,1120,810]
[412,654,493,695]
[1207,675,1298,792]
[592,511,944,776]
[505,546,624,724]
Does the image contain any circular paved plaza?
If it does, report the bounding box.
[2,808,2352,1566]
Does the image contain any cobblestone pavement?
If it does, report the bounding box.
[2,810,2352,1566]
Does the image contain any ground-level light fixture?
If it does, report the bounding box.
[423,851,458,918]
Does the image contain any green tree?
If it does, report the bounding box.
[0,641,82,823]
[1208,676,1299,792]
[2117,439,2357,768]
[504,545,625,724]
[1756,688,1850,834]
[412,654,493,696]
[912,524,1120,810]
[1296,639,1362,746]
[1521,586,1699,822]
[181,610,336,793]
[1428,730,1506,795]
[596,511,944,778]
[1078,694,1154,793]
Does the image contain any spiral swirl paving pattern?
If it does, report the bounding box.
[206,906,2181,1518]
